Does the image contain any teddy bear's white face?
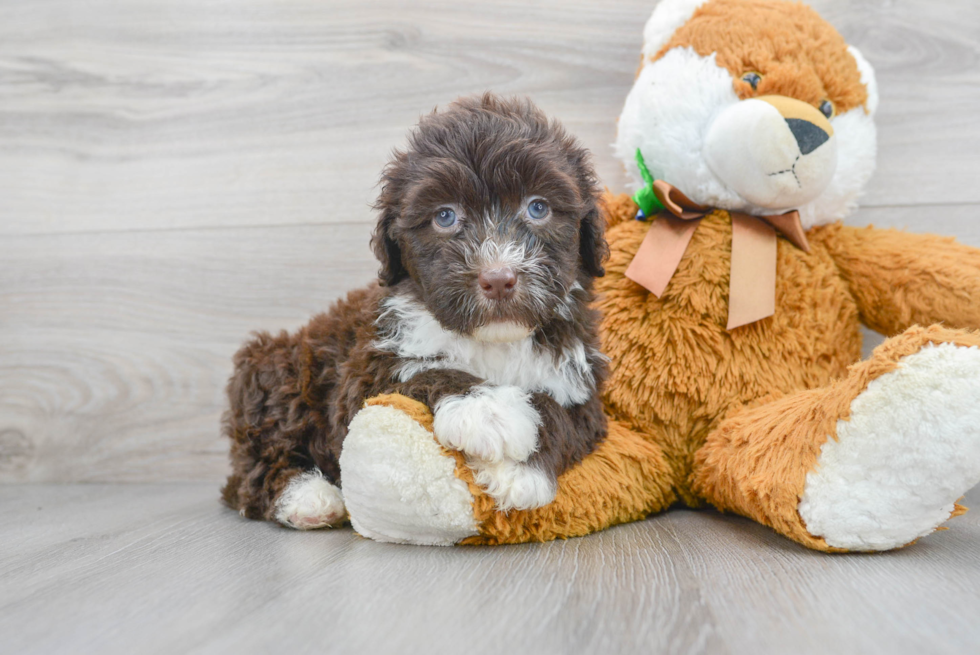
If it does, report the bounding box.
[615,0,878,228]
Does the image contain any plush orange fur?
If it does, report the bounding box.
[815,223,980,335]
[600,198,980,542]
[598,202,862,507]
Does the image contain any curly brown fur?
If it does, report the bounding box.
[222,93,609,525]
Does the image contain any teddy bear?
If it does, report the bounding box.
[337,0,980,551]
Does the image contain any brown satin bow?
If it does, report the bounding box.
[624,180,811,330]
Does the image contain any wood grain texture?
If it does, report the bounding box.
[1,0,979,236]
[0,223,376,482]
[2,483,979,655]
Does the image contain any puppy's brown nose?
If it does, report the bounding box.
[478,267,517,301]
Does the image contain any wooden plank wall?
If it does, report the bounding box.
[2,0,978,483]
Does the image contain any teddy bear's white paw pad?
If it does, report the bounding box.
[275,471,347,530]
[433,385,541,463]
[799,343,980,550]
[473,459,556,511]
[340,404,479,545]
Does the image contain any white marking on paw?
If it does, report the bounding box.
[433,384,541,462]
[274,470,346,530]
[799,343,980,550]
[472,459,557,511]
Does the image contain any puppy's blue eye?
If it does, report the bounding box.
[527,199,549,220]
[434,208,457,228]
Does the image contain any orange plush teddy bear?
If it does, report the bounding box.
[338,0,980,551]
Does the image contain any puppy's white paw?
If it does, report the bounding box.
[433,385,541,462]
[274,470,347,530]
[799,343,980,550]
[472,460,557,511]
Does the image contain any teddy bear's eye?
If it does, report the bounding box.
[819,99,835,119]
[741,72,762,90]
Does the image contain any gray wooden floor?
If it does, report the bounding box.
[3,483,980,655]
[2,0,980,653]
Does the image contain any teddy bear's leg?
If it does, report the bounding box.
[693,325,980,552]
[340,394,677,545]
[338,395,480,545]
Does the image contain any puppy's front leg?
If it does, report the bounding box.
[394,369,541,463]
[524,392,607,486]
[467,393,607,512]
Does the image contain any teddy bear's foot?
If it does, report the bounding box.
[694,326,980,552]
[274,470,347,530]
[798,342,980,550]
[339,397,479,545]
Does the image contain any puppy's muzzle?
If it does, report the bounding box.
[478,266,517,301]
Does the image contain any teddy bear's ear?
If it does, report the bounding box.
[642,0,709,61]
[370,204,408,287]
[848,45,879,116]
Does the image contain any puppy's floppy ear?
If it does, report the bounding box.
[579,202,609,277]
[370,204,407,287]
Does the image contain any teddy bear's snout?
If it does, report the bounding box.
[703,94,838,211]
[786,118,830,155]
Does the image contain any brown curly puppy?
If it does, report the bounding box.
[221,93,609,529]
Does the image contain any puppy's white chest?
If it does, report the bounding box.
[374,296,594,407]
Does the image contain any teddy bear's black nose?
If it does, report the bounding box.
[786,118,830,155]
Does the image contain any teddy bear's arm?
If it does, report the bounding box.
[813,223,980,336]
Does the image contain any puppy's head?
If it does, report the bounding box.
[372,93,605,342]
